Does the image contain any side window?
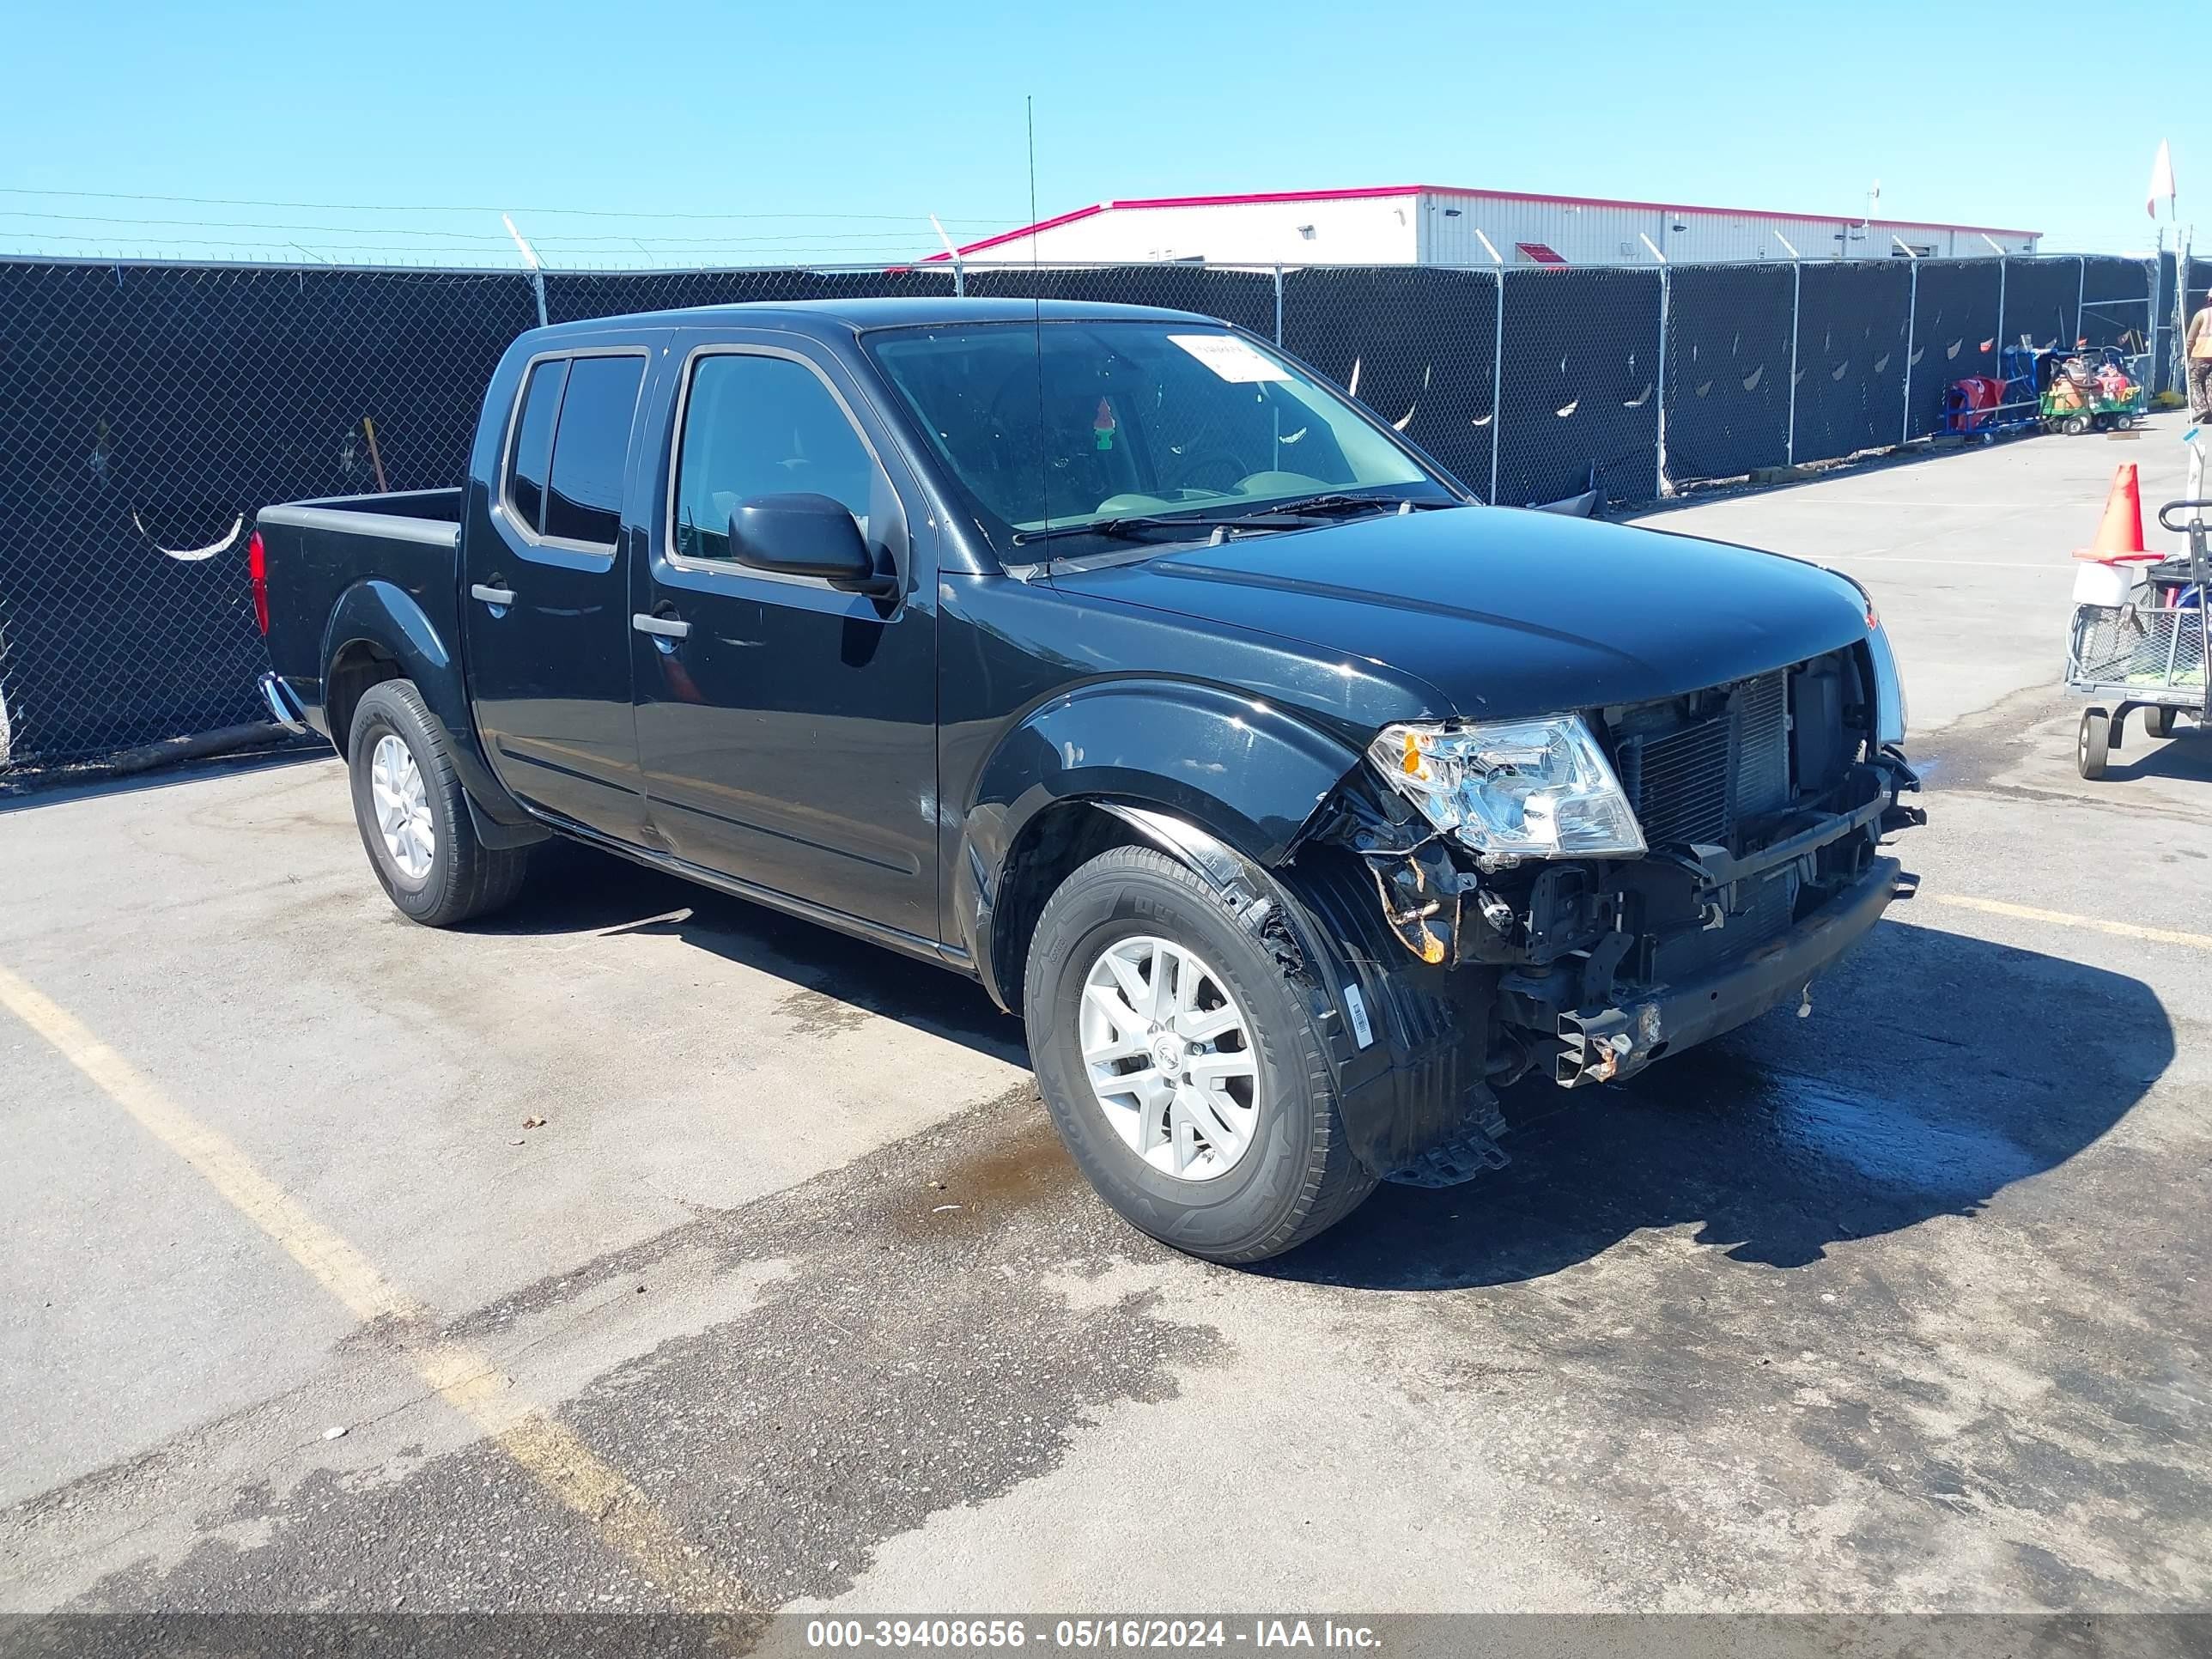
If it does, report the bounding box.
[504,358,568,532]
[543,355,647,549]
[673,353,878,563]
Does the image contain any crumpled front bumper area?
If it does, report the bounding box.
[1541,854,1902,1087]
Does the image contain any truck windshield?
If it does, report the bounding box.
[865,321,1455,558]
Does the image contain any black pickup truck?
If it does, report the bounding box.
[253,297,1919,1263]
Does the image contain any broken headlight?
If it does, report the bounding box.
[1368,716,1646,860]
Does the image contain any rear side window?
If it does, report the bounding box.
[504,359,568,532]
[544,356,647,547]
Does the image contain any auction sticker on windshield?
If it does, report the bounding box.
[1168,334,1293,383]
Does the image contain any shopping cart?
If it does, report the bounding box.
[2068,492,2211,779]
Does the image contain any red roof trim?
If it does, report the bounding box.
[941,185,2040,252]
[921,202,1109,261]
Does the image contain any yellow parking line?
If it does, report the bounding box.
[0,962,744,1611]
[1934,893,2212,953]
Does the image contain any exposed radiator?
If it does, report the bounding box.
[1622,714,1732,846]
[1614,670,1791,850]
[1733,670,1791,818]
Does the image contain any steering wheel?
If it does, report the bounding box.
[1168,448,1249,495]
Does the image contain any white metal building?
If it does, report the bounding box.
[927,185,2041,268]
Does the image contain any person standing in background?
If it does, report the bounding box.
[2190,295,2212,416]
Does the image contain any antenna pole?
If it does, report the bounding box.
[1026,95,1046,540]
[1025,98,1039,251]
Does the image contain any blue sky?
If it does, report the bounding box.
[3,0,2197,267]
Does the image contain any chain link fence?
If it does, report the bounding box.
[1661,263,1794,486]
[542,265,955,324]
[0,262,536,769]
[1495,267,1663,510]
[1905,258,2004,441]
[1778,260,1911,465]
[0,248,2175,772]
[1279,265,1498,501]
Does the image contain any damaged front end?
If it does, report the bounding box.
[1297,642,1921,1103]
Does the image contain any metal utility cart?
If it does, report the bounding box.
[2069,498,2211,778]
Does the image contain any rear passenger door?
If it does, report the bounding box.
[465,344,653,837]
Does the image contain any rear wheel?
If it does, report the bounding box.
[2078,708,2111,779]
[348,681,531,926]
[1023,846,1375,1264]
[2144,705,2176,739]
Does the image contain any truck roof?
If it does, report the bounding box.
[529,295,1223,340]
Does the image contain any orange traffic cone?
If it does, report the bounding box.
[2075,462,2149,562]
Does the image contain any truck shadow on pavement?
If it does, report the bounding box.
[468,848,2171,1292]
[466,842,1030,1068]
[1269,915,2173,1289]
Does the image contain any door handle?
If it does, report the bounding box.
[631,611,690,640]
[471,583,516,606]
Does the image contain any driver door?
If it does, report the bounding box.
[630,331,939,942]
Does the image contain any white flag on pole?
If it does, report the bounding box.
[2148,138,2176,218]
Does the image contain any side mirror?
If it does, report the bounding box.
[728,493,893,594]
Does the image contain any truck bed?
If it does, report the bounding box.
[255,488,465,743]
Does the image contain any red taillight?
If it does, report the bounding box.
[247,529,269,635]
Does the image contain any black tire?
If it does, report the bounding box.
[347,680,531,927]
[2144,705,2176,739]
[2078,708,2111,780]
[1023,845,1376,1265]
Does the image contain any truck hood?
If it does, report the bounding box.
[1050,505,1875,720]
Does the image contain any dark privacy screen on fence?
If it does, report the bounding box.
[1906,259,2003,441]
[2078,255,2151,351]
[0,250,2171,768]
[1496,267,1662,509]
[1662,264,1793,486]
[965,264,1279,339]
[1790,261,1912,465]
[2001,257,2081,352]
[0,263,537,764]
[543,265,953,324]
[1281,266,1498,498]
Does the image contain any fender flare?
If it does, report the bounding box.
[321,579,536,831]
[954,678,1363,996]
[1058,802,1505,1187]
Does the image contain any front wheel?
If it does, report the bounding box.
[1023,846,1376,1264]
[348,680,531,926]
[2143,705,2176,739]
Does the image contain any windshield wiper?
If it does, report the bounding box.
[1009,514,1288,548]
[1008,494,1460,548]
[1237,492,1454,521]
